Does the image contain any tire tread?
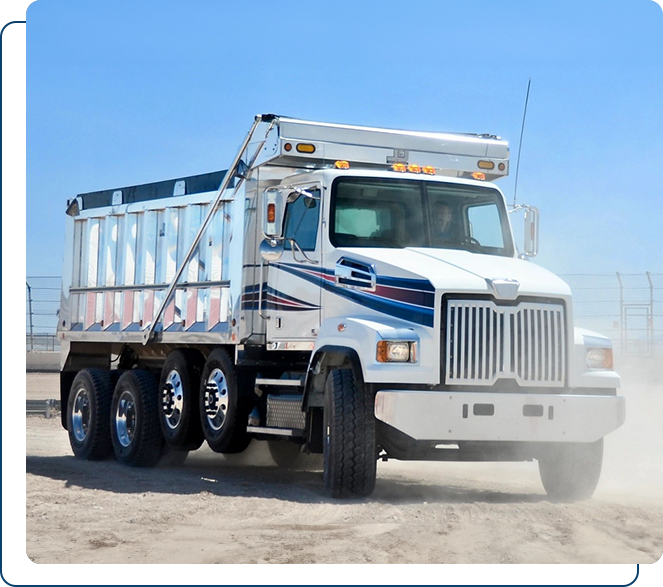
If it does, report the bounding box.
[325,368,376,497]
[67,368,114,461]
[159,349,204,450]
[112,370,164,467]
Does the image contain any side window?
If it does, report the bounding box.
[467,203,505,248]
[283,189,320,251]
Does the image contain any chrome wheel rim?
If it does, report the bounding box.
[115,390,137,448]
[161,370,183,430]
[71,387,91,442]
[204,368,228,431]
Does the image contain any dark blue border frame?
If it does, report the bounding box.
[13,0,663,576]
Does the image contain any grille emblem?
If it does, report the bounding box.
[486,278,520,300]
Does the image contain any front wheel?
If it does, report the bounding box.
[538,439,604,502]
[323,368,377,498]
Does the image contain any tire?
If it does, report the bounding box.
[323,368,377,498]
[110,370,164,467]
[66,369,114,460]
[199,349,251,454]
[538,438,604,502]
[268,440,302,469]
[158,349,204,451]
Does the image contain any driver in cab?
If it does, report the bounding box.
[432,201,458,246]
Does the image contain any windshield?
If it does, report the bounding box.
[330,177,514,257]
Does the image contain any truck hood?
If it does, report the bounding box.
[344,248,572,300]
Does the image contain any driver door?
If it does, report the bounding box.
[265,184,322,345]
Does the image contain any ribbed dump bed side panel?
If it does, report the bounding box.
[67,197,234,335]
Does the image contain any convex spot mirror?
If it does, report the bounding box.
[523,206,539,258]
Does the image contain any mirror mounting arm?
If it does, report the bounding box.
[289,238,319,265]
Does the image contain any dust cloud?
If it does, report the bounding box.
[597,355,663,503]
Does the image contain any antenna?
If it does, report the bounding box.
[513,77,531,207]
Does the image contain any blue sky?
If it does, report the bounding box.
[26,0,662,278]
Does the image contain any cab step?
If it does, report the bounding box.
[246,425,305,437]
[255,377,304,388]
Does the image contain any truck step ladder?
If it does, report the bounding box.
[249,377,307,436]
[245,425,305,437]
[254,377,304,388]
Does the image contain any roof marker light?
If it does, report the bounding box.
[471,172,486,181]
[335,160,350,169]
[422,166,436,175]
[407,164,421,173]
[392,163,407,172]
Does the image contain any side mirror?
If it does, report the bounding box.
[262,187,285,238]
[260,238,284,262]
[523,206,539,258]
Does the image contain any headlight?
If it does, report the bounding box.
[376,340,417,363]
[586,347,613,370]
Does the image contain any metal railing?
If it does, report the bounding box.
[560,272,662,357]
[26,277,61,351]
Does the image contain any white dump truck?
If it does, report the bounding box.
[58,114,624,498]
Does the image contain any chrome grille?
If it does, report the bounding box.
[445,300,566,387]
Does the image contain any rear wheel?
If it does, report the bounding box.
[323,368,377,498]
[67,369,114,460]
[268,440,302,469]
[199,349,251,453]
[111,370,164,467]
[159,349,204,451]
[538,439,604,502]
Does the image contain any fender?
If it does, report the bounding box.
[304,344,364,408]
[304,316,436,409]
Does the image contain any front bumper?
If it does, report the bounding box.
[374,390,625,443]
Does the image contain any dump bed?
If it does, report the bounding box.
[61,171,243,344]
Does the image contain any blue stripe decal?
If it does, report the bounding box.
[241,284,320,312]
[276,262,435,293]
[377,274,435,292]
[272,263,434,327]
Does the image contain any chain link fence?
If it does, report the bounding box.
[559,273,662,356]
[26,276,61,351]
[26,273,661,356]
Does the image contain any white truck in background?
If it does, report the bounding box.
[58,114,624,498]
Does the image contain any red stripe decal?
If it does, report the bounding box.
[186,288,198,327]
[122,292,133,329]
[104,293,114,329]
[209,288,221,329]
[85,293,95,329]
[143,291,154,326]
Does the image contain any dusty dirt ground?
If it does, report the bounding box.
[26,359,663,564]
